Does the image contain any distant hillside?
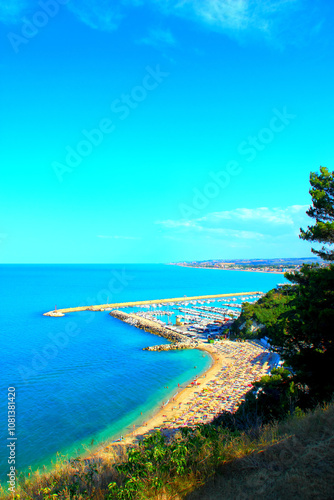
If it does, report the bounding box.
[175,257,320,266]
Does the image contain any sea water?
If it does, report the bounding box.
[0,264,286,479]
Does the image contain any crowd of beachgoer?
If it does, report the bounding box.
[162,340,272,429]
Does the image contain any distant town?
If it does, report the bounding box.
[171,257,323,274]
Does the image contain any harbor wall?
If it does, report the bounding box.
[43,291,261,316]
[109,310,197,351]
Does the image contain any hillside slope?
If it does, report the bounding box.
[187,402,334,500]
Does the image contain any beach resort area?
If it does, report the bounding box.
[45,292,279,449]
[75,292,279,450]
[113,339,276,449]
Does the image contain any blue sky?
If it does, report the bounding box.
[0,0,333,263]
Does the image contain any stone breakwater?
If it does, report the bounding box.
[109,310,195,351]
[43,291,261,316]
[144,343,198,352]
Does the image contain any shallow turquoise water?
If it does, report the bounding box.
[0,264,286,478]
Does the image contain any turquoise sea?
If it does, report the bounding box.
[0,264,287,480]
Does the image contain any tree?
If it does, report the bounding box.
[269,265,334,403]
[300,166,334,261]
[246,367,297,422]
[232,288,294,339]
[263,167,334,405]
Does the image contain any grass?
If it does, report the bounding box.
[187,402,334,500]
[1,402,334,499]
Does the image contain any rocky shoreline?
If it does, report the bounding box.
[143,342,197,351]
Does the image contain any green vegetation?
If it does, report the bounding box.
[107,426,255,499]
[300,166,334,261]
[233,167,334,408]
[231,288,294,339]
[266,264,334,404]
[189,400,334,500]
[264,168,334,405]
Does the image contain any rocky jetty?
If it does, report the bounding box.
[109,309,194,350]
[143,342,197,351]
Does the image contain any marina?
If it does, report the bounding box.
[108,292,264,347]
[45,290,266,353]
[43,291,262,316]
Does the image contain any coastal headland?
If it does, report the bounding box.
[176,264,285,275]
[43,291,261,316]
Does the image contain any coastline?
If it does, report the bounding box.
[174,265,285,275]
[92,339,271,460]
[2,265,286,486]
[93,344,223,457]
[90,293,271,458]
[42,289,272,466]
[124,345,222,440]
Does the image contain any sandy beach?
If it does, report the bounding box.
[94,339,271,459]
